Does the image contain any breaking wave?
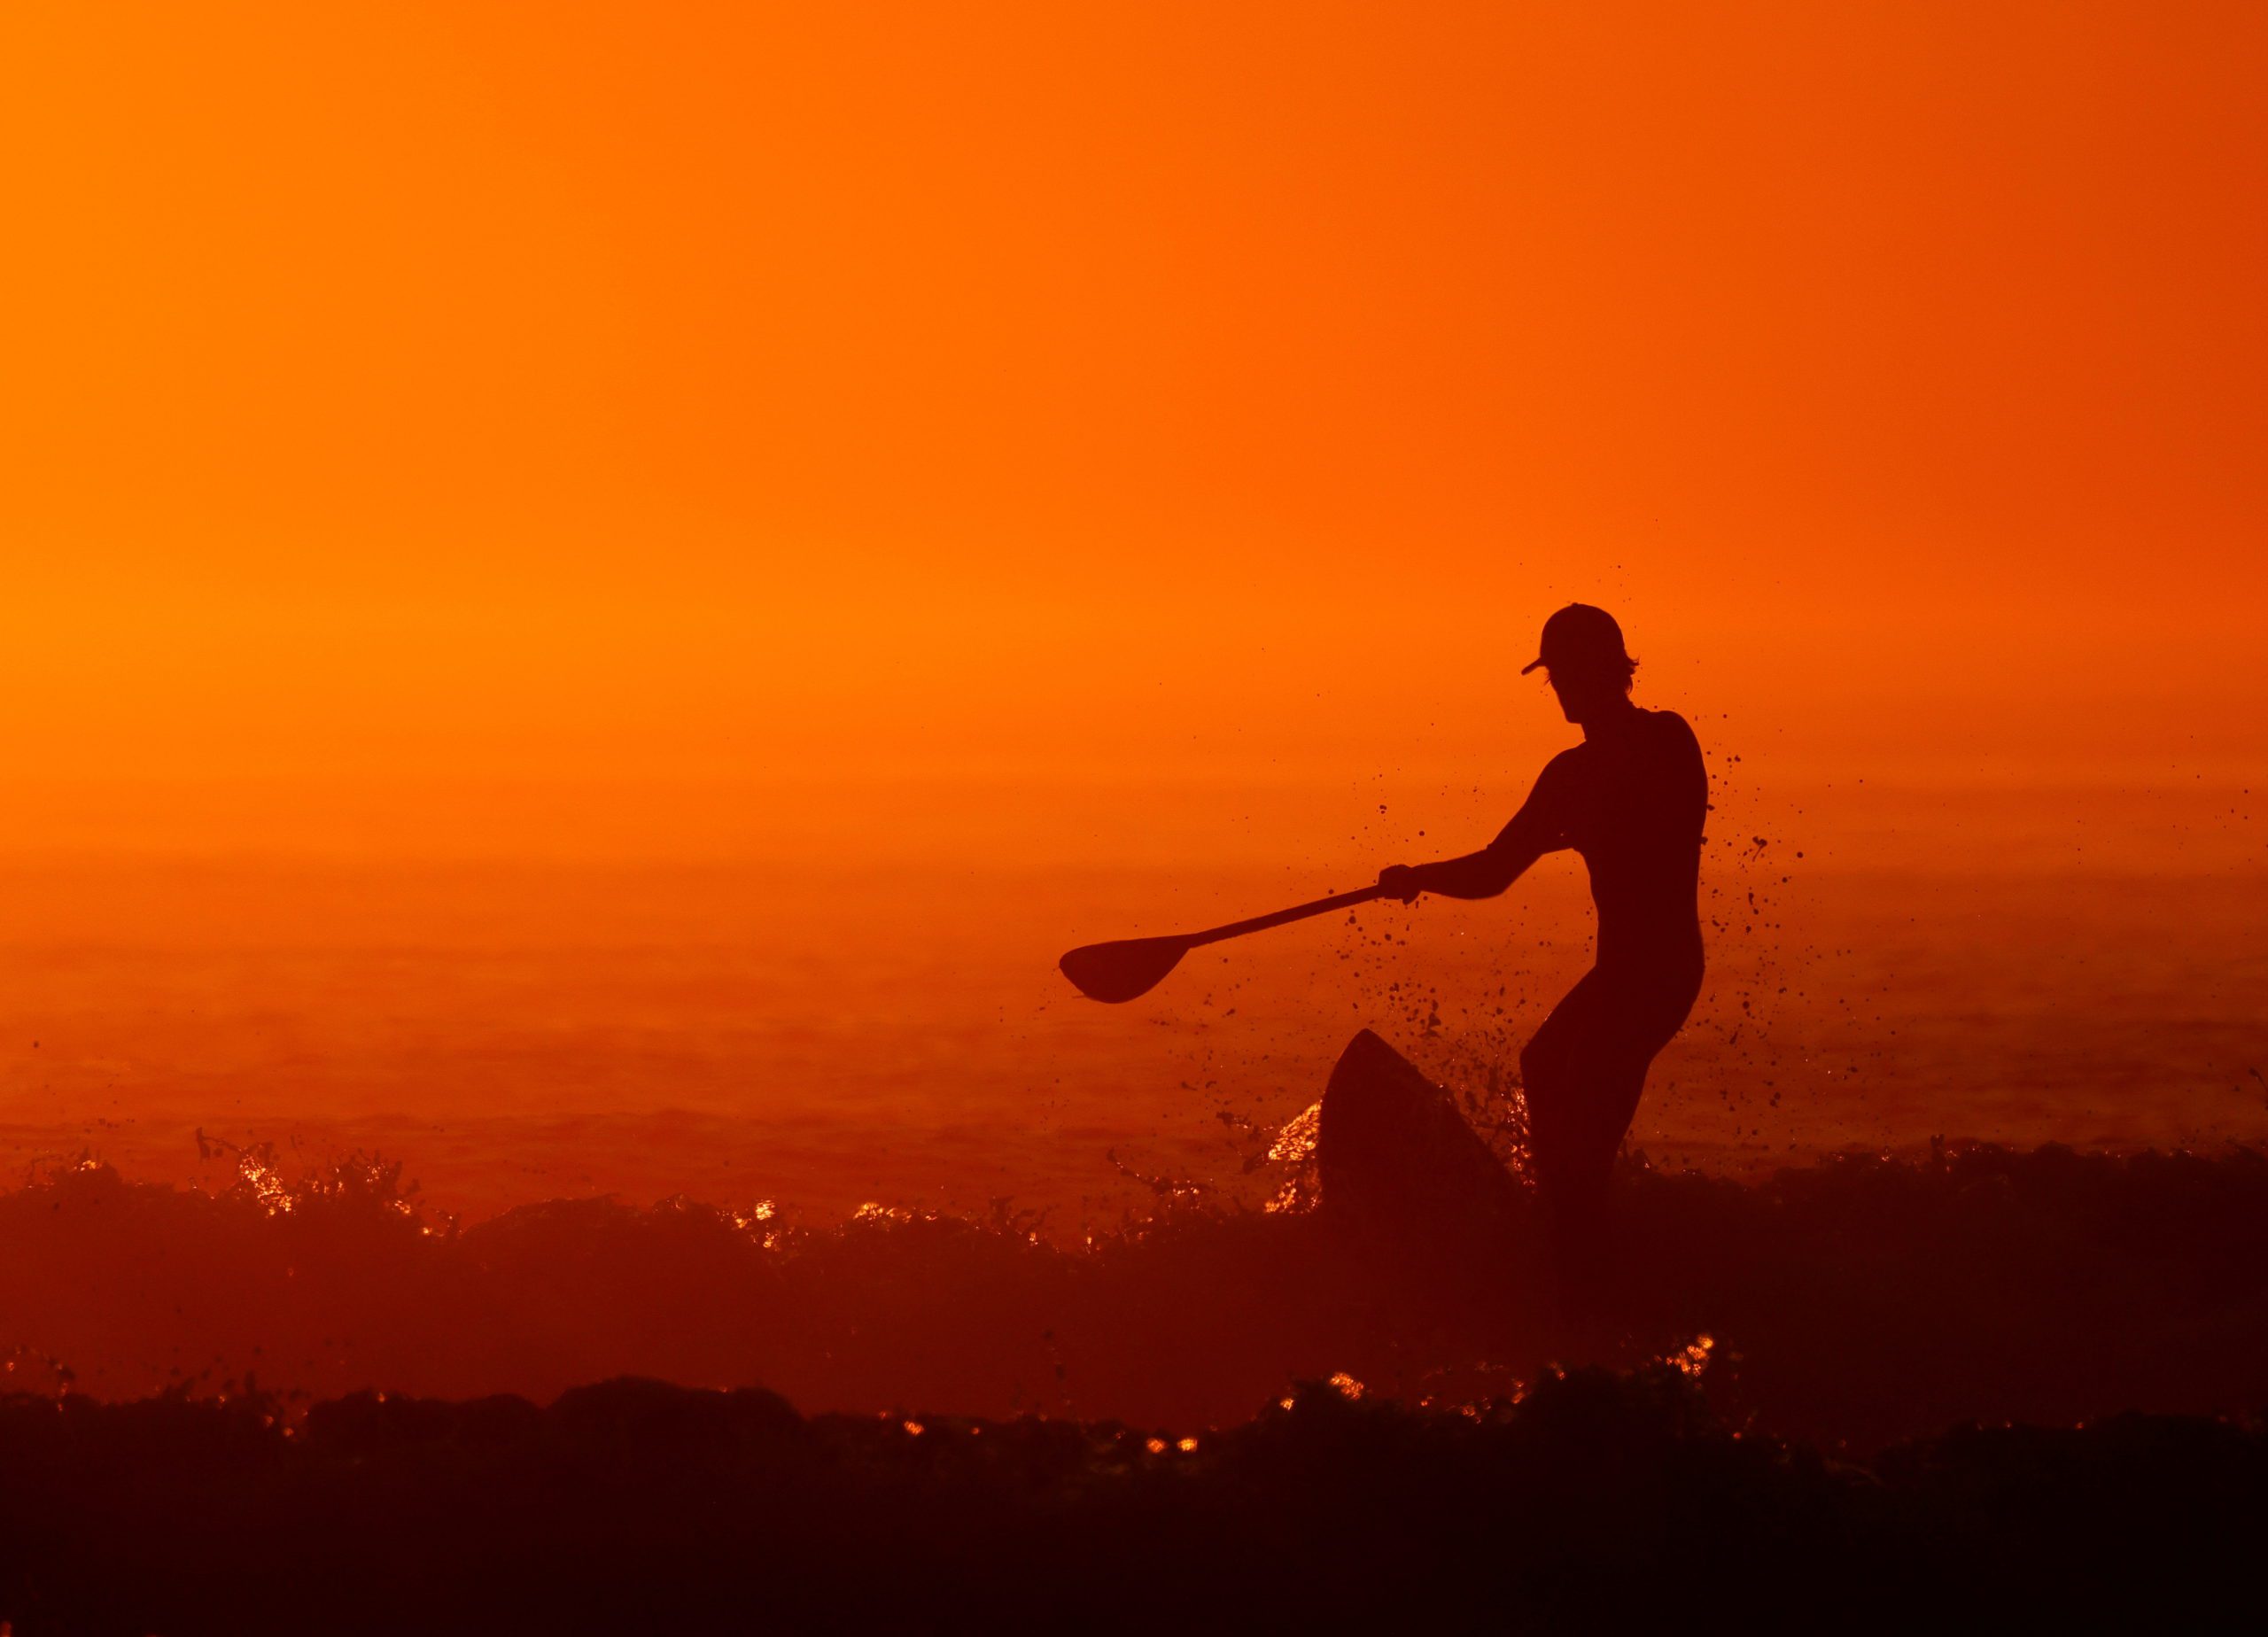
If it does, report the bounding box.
[6,1137,2266,1453]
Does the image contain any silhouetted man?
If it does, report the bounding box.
[1378,604,1705,1308]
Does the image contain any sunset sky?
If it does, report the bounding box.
[4,1,2264,864]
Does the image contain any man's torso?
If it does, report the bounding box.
[1537,708,1706,974]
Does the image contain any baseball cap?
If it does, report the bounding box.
[1519,603,1629,676]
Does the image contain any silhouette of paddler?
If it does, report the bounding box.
[1379,604,1705,1307]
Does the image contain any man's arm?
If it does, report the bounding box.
[1378,762,1570,903]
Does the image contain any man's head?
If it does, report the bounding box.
[1521,603,1637,723]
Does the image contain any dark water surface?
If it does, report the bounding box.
[2,854,2262,1223]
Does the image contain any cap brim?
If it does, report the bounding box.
[1519,657,1546,675]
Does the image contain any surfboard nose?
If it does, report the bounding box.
[1317,1030,1528,1245]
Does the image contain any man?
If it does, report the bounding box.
[1377,604,1705,1305]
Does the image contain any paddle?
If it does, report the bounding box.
[1059,884,1386,1003]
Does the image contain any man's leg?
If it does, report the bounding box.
[1520,978,1607,1315]
[1520,977,1656,1328]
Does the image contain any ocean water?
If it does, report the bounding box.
[2,848,2262,1227]
[3,835,2265,1442]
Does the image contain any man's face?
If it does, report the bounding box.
[1545,665,1616,724]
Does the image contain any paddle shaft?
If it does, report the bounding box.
[1181,884,1386,949]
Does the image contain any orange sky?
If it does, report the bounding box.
[3,2,2264,860]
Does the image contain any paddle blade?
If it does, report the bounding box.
[1058,936,1188,1003]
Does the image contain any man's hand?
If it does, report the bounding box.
[1378,864,1422,904]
